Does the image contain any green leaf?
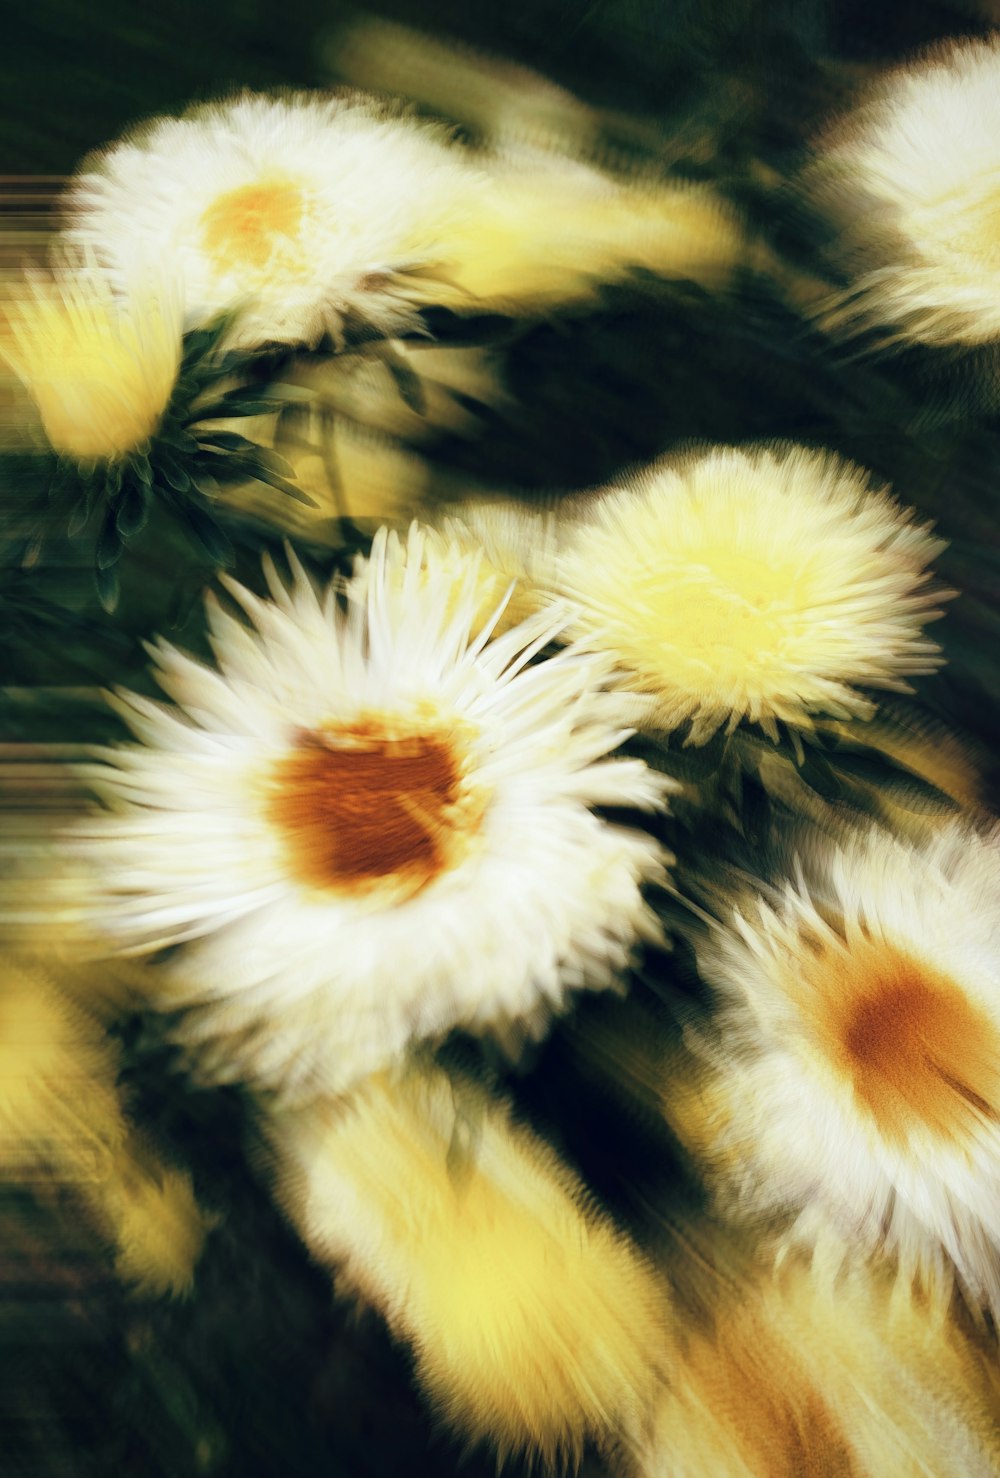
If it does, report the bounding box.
[114,481,151,539]
[96,511,124,571]
[157,457,192,494]
[197,431,259,454]
[94,563,120,613]
[188,397,285,422]
[186,507,233,566]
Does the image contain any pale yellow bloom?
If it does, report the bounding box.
[270,1062,671,1464]
[2,268,181,462]
[0,955,208,1297]
[554,443,947,743]
[107,1152,211,1298]
[421,149,752,315]
[330,19,756,310]
[641,1226,1000,1478]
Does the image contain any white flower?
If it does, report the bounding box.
[63,92,486,349]
[815,36,1000,345]
[76,525,672,1098]
[553,444,947,744]
[691,820,1000,1321]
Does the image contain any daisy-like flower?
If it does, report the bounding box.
[77,525,671,1098]
[814,36,1000,346]
[689,820,1000,1322]
[1,264,181,462]
[553,443,948,744]
[270,1062,671,1465]
[63,92,485,350]
[641,1223,1000,1478]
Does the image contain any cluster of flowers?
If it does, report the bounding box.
[5,30,1000,1476]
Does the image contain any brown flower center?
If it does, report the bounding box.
[267,716,484,899]
[200,178,305,272]
[818,944,1000,1143]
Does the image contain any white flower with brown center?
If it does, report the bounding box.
[63,92,487,349]
[553,444,947,744]
[692,821,1000,1320]
[815,36,1000,345]
[76,526,671,1097]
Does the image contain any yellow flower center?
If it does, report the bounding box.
[200,178,307,274]
[815,943,1000,1144]
[623,543,822,691]
[267,713,486,899]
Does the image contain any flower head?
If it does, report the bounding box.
[690,820,1000,1322]
[64,92,484,349]
[554,444,947,743]
[76,525,672,1098]
[641,1226,1000,1478]
[0,956,207,1296]
[815,36,1000,345]
[2,266,181,462]
[272,1063,671,1464]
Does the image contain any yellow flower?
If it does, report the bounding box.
[2,267,181,462]
[427,151,752,314]
[554,443,947,743]
[107,1151,211,1298]
[0,953,123,1177]
[330,19,757,311]
[0,955,207,1296]
[812,35,1000,345]
[270,1062,671,1464]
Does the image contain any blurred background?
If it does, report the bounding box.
[4,3,1000,1475]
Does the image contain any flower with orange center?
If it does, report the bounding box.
[63,92,487,349]
[688,820,1000,1322]
[812,35,1000,345]
[75,525,672,1099]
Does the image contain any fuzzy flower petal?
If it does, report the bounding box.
[74,525,673,1098]
[0,955,207,1297]
[63,92,488,349]
[1,265,181,462]
[554,443,948,744]
[813,36,1000,346]
[688,820,1000,1323]
[641,1223,1000,1478]
[270,1063,672,1465]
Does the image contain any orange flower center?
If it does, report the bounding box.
[816,943,1000,1143]
[267,716,485,899]
[200,178,306,272]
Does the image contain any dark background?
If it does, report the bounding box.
[3,4,1000,1475]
